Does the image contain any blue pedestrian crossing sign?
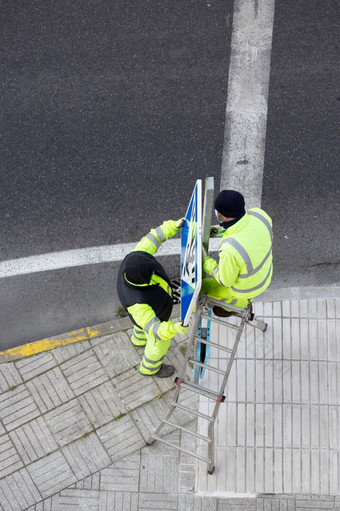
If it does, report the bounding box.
[181,180,202,326]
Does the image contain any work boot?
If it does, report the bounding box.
[212,306,236,318]
[155,364,175,378]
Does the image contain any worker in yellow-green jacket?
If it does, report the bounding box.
[117,218,188,378]
[202,190,273,316]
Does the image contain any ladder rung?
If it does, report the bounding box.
[151,435,211,464]
[172,401,215,421]
[175,379,225,401]
[162,420,212,443]
[189,359,225,375]
[201,312,241,330]
[194,336,233,353]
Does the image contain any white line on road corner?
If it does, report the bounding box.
[0,242,158,279]
[0,240,221,279]
[220,0,275,209]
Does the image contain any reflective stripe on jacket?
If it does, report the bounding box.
[211,208,273,297]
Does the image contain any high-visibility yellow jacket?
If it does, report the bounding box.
[203,208,273,298]
[117,219,184,340]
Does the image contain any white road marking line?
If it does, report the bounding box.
[0,240,221,278]
[220,0,275,209]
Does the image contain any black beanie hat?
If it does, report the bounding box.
[214,190,245,218]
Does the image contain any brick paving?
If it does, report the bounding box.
[0,290,339,510]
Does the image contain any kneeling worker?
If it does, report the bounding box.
[117,219,188,378]
[202,190,273,315]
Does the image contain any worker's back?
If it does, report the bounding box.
[117,250,173,325]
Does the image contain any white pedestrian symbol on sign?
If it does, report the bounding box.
[182,201,197,286]
[180,180,202,325]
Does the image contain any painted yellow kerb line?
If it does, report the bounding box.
[0,327,100,363]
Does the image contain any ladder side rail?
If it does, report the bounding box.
[209,313,247,422]
[206,313,247,473]
[147,387,182,443]
[215,314,247,397]
[152,435,212,464]
[178,299,204,381]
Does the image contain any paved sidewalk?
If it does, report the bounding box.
[0,288,339,510]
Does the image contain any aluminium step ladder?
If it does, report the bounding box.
[147,294,267,475]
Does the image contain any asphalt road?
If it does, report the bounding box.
[262,0,340,289]
[0,0,339,348]
[1,0,230,259]
[1,0,232,347]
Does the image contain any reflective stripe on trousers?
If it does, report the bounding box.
[133,325,146,340]
[132,318,171,375]
[140,333,171,375]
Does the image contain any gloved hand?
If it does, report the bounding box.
[203,256,218,276]
[176,217,185,229]
[210,225,224,237]
[157,320,189,340]
[161,218,185,239]
[173,322,189,335]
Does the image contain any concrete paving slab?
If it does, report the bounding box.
[0,363,23,393]
[27,450,77,499]
[92,331,141,378]
[112,367,161,411]
[131,398,172,442]
[26,367,75,414]
[138,492,178,510]
[100,455,140,492]
[44,399,92,448]
[0,433,24,478]
[78,380,127,428]
[139,452,180,493]
[52,339,92,365]
[96,414,145,463]
[97,490,139,511]
[15,352,57,381]
[74,473,100,491]
[55,489,100,510]
[62,433,111,480]
[0,384,41,431]
[0,468,41,510]
[9,416,58,465]
[60,350,109,396]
